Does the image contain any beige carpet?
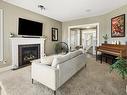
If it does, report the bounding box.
[0,57,127,95]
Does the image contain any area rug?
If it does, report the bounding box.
[0,57,127,95]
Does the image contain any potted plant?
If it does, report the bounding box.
[103,34,108,44]
[54,42,69,54]
[54,43,62,54]
[110,57,127,79]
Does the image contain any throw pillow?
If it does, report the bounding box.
[41,55,54,66]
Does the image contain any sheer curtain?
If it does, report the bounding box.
[0,9,3,62]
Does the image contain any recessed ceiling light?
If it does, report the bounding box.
[86,26,90,29]
[86,9,91,12]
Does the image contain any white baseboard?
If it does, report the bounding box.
[0,66,12,73]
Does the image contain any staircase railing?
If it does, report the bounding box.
[86,37,93,51]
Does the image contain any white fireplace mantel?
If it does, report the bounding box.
[10,38,45,69]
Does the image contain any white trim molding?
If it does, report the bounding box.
[68,23,100,52]
[0,9,3,62]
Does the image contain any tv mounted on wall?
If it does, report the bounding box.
[18,18,43,37]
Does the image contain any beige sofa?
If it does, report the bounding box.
[31,50,86,94]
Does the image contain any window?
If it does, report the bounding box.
[0,9,3,62]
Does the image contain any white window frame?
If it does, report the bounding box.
[0,9,3,62]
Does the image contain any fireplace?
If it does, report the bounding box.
[18,44,40,67]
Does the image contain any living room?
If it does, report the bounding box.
[0,0,127,95]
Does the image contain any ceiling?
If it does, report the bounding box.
[3,0,127,22]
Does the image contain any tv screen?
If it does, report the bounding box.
[18,18,43,36]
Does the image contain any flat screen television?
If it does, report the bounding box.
[18,18,43,36]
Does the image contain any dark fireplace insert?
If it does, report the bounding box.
[18,44,40,68]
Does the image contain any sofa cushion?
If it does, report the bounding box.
[52,53,71,67]
[70,49,83,59]
[52,50,83,67]
[41,55,54,66]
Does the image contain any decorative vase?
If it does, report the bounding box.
[104,41,107,44]
[10,33,15,38]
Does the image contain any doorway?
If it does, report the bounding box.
[68,23,99,55]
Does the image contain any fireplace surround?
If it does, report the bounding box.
[10,38,45,69]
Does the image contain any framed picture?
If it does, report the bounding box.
[52,28,58,41]
[111,14,125,37]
